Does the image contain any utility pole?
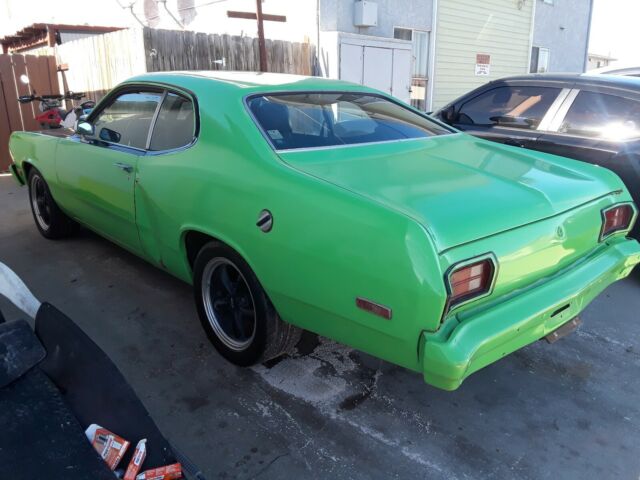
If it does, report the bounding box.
[255,0,267,72]
[227,1,286,72]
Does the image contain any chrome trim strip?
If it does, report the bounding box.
[276,134,458,154]
[537,88,571,132]
[145,90,168,150]
[547,88,580,132]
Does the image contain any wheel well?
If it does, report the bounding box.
[22,162,34,180]
[184,230,220,269]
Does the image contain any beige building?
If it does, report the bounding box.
[430,0,535,109]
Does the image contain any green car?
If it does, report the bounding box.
[8,72,640,390]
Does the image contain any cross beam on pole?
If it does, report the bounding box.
[227,0,287,72]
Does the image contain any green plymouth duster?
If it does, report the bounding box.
[8,72,640,390]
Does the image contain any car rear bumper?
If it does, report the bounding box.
[420,238,640,391]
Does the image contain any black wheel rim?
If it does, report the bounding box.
[30,175,51,231]
[201,258,257,351]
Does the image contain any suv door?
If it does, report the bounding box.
[451,84,565,149]
[55,89,163,254]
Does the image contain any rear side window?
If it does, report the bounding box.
[247,92,450,151]
[560,91,640,140]
[93,91,162,149]
[457,86,561,130]
[149,93,196,151]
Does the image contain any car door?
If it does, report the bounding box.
[133,91,197,266]
[55,88,164,254]
[533,88,640,167]
[450,84,567,149]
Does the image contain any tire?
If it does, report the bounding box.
[193,241,302,366]
[27,168,78,239]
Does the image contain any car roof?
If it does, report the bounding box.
[123,71,373,95]
[494,72,640,90]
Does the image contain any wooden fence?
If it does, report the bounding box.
[0,54,59,171]
[143,28,315,76]
[48,27,315,103]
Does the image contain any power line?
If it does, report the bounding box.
[176,0,230,12]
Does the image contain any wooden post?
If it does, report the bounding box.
[227,4,286,73]
[256,0,267,72]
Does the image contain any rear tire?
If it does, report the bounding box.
[27,168,78,239]
[193,241,302,366]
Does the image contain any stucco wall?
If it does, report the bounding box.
[533,0,593,73]
[320,0,434,37]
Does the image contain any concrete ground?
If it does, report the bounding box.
[1,174,639,480]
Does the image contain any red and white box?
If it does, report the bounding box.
[135,462,182,480]
[124,439,147,480]
[85,424,130,470]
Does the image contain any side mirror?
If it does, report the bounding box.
[99,127,121,143]
[441,105,457,124]
[76,121,94,136]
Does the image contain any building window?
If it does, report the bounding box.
[530,46,550,73]
[393,27,412,41]
[394,27,430,110]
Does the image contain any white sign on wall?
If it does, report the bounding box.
[475,53,491,76]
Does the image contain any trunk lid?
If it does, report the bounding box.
[279,134,619,252]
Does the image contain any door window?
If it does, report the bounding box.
[394,27,431,111]
[92,91,162,149]
[530,47,550,73]
[149,93,196,151]
[559,91,640,140]
[457,86,561,130]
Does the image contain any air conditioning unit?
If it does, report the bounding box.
[354,1,378,27]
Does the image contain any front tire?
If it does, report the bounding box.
[193,242,302,366]
[27,168,78,239]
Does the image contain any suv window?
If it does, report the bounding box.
[92,91,162,149]
[560,91,640,140]
[457,86,561,130]
[149,93,196,151]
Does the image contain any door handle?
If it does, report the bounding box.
[114,162,133,173]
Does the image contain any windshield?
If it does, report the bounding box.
[247,92,451,151]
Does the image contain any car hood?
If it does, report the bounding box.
[279,133,621,252]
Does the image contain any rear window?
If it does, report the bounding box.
[247,93,451,150]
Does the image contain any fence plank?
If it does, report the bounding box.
[0,71,12,171]
[0,56,24,132]
[0,53,58,170]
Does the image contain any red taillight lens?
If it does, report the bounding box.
[601,204,634,240]
[448,259,494,308]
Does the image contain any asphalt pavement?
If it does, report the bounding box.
[1,174,639,480]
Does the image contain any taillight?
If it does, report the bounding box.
[600,204,635,241]
[447,258,495,310]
